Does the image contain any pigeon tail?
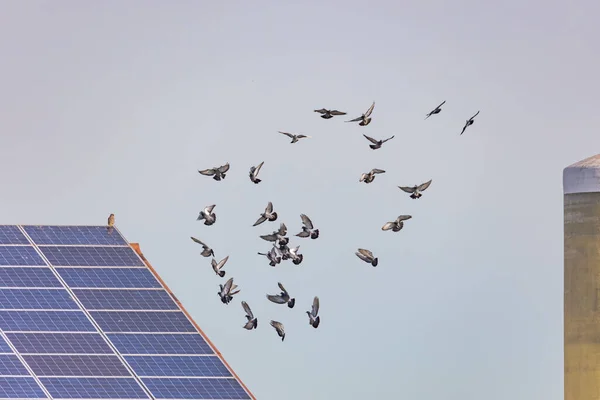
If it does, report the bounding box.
[218,271,225,278]
[372,258,379,267]
[288,298,296,309]
[313,316,320,328]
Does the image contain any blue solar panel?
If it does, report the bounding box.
[40,246,145,267]
[0,288,78,310]
[0,310,95,332]
[126,356,230,377]
[0,267,62,287]
[108,334,213,355]
[0,377,46,398]
[57,267,161,288]
[0,226,29,245]
[0,354,29,375]
[40,377,149,399]
[23,354,131,377]
[91,311,196,333]
[0,246,46,266]
[0,335,11,353]
[7,333,114,354]
[24,225,128,246]
[73,289,178,311]
[142,378,251,400]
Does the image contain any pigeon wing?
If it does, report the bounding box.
[345,116,363,123]
[190,237,207,247]
[253,215,267,226]
[371,169,386,174]
[417,179,432,191]
[253,161,264,176]
[357,248,374,259]
[267,294,287,304]
[278,223,287,236]
[363,134,379,145]
[396,215,412,222]
[278,131,294,138]
[260,233,278,242]
[355,251,371,263]
[242,301,253,319]
[300,214,314,229]
[312,296,320,317]
[329,110,346,115]
[398,186,415,193]
[204,204,216,214]
[314,108,327,114]
[382,135,395,143]
[381,222,395,231]
[364,101,375,117]
[215,255,229,270]
[198,168,216,176]
[223,278,234,293]
[265,201,273,214]
[470,110,480,120]
[277,282,288,295]
[437,100,446,109]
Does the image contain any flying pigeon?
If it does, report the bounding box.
[279,131,311,144]
[198,163,230,181]
[241,301,258,330]
[296,214,319,239]
[314,108,346,119]
[107,213,115,234]
[346,102,375,126]
[382,215,412,232]
[460,111,480,135]
[359,169,386,184]
[398,179,432,199]
[270,320,285,341]
[260,223,290,247]
[190,237,214,257]
[253,201,278,226]
[197,205,216,226]
[425,100,446,120]
[356,248,378,267]
[306,296,320,328]
[284,245,303,265]
[218,277,240,305]
[266,282,296,308]
[249,161,264,184]
[362,134,395,150]
[211,255,229,277]
[257,246,282,267]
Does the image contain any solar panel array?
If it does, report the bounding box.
[0,225,253,400]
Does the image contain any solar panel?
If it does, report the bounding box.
[0,225,254,399]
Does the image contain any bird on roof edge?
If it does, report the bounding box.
[107,214,115,234]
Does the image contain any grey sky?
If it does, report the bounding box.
[0,1,598,399]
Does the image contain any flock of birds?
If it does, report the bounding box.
[189,100,480,341]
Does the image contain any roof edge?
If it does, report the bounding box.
[563,154,600,195]
[129,242,257,400]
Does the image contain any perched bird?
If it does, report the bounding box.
[211,255,229,277]
[241,301,258,330]
[382,215,412,232]
[279,131,311,144]
[425,100,446,120]
[362,134,395,150]
[356,248,378,267]
[218,277,240,305]
[270,320,286,341]
[257,246,282,267]
[346,102,375,126]
[197,205,217,226]
[306,296,320,328]
[249,161,264,184]
[296,214,319,239]
[198,163,230,181]
[266,282,296,308]
[398,179,432,199]
[286,245,304,265]
[107,214,115,234]
[314,108,346,119]
[253,201,278,226]
[359,169,386,184]
[260,223,289,247]
[460,111,480,135]
[190,237,214,257]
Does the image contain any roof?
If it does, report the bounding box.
[0,224,255,400]
[563,154,600,195]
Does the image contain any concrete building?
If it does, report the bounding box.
[564,154,600,400]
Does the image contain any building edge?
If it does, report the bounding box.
[129,242,257,400]
[563,154,600,195]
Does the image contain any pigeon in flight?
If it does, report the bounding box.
[211,256,229,277]
[346,102,375,126]
[107,213,115,234]
[285,245,304,265]
[260,223,289,247]
[266,282,296,308]
[314,108,347,119]
[398,179,432,199]
[382,215,412,232]
[460,111,480,135]
[362,134,395,150]
[198,163,230,181]
[270,320,286,341]
[296,214,319,239]
[249,161,264,184]
[359,169,386,184]
[253,201,278,226]
[190,237,214,257]
[218,277,240,304]
[356,248,378,267]
[279,131,311,144]
[197,205,217,226]
[257,245,282,267]
[425,100,446,120]
[306,296,320,328]
[241,301,258,330]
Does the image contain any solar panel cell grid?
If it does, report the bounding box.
[91,311,196,333]
[126,355,231,377]
[0,288,78,310]
[40,377,150,399]
[7,332,114,354]
[0,377,46,398]
[0,246,46,266]
[108,333,213,355]
[73,289,179,311]
[0,226,29,245]
[0,335,12,353]
[142,377,251,400]
[39,246,145,267]
[0,310,96,332]
[24,225,128,246]
[0,354,29,375]
[23,354,131,377]
[57,267,161,288]
[0,267,62,288]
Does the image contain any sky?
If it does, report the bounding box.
[0,1,599,399]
